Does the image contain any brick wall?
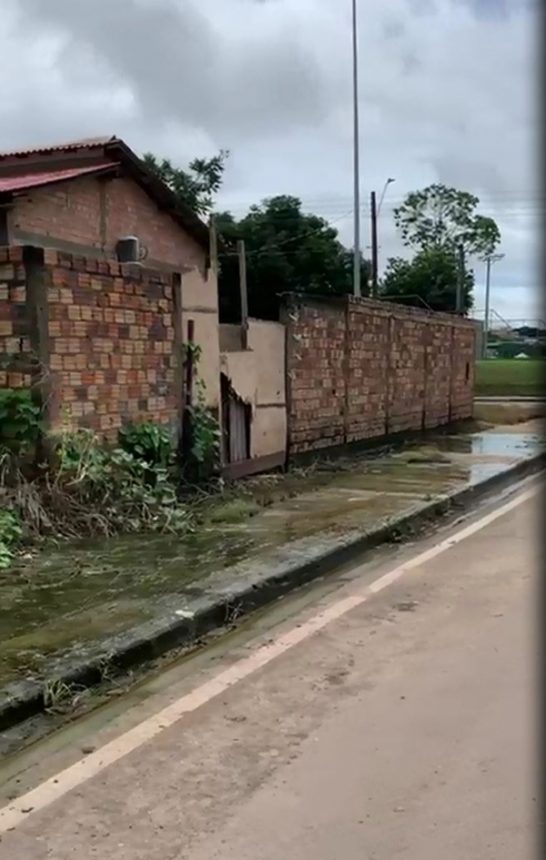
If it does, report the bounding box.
[0,247,32,389]
[0,245,182,440]
[282,295,475,455]
[11,174,204,271]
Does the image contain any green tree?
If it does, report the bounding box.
[142,150,228,217]
[393,184,500,258]
[380,246,475,314]
[216,196,369,320]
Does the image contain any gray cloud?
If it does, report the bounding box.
[13,0,327,144]
[456,0,508,18]
[382,19,406,40]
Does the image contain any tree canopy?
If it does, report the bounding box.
[142,150,228,217]
[380,246,474,314]
[216,196,369,320]
[141,152,366,320]
[141,151,497,320]
[393,183,500,258]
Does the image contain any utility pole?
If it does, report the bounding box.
[209,214,218,274]
[483,252,505,358]
[368,177,394,298]
[237,239,249,347]
[370,190,378,297]
[456,244,465,314]
[351,0,361,297]
[483,255,492,358]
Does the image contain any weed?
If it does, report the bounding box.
[43,678,74,713]
[206,497,260,524]
[96,651,117,684]
[224,599,244,626]
[186,380,221,482]
[0,506,22,569]
[0,429,194,556]
[0,390,41,457]
[118,422,174,473]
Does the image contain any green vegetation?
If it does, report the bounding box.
[475,359,545,397]
[206,497,260,524]
[380,246,474,313]
[0,343,223,568]
[383,184,501,313]
[0,507,22,569]
[216,195,370,320]
[0,389,41,457]
[143,149,370,320]
[144,148,503,316]
[393,184,501,258]
[487,340,545,360]
[142,150,229,217]
[183,342,221,482]
[1,426,193,555]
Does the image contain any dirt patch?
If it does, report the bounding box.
[473,401,546,427]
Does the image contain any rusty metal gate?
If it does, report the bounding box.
[221,373,251,465]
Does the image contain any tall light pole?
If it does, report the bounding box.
[352,0,361,297]
[483,252,504,357]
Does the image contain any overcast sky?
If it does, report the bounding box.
[1,0,540,320]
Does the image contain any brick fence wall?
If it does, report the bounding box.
[0,245,183,439]
[282,294,475,454]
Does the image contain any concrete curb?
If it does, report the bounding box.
[0,452,543,732]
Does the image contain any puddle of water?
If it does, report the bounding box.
[433,431,543,458]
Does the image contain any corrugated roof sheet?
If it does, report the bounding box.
[0,136,117,159]
[0,162,116,193]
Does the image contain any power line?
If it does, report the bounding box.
[219,189,546,211]
[221,200,545,222]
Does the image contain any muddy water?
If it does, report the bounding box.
[0,428,542,685]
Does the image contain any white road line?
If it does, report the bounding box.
[0,484,539,835]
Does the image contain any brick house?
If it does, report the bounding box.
[0,136,221,434]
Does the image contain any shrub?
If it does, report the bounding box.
[118,422,174,472]
[0,428,194,554]
[186,380,221,483]
[0,390,41,457]
[50,429,192,536]
[0,507,22,569]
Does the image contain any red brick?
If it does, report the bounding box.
[285,297,474,455]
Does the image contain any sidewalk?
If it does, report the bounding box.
[0,420,542,728]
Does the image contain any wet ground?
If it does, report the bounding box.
[473,399,546,426]
[0,421,543,688]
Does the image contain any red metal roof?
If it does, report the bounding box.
[0,162,117,194]
[0,136,117,160]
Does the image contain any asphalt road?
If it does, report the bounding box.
[0,479,540,859]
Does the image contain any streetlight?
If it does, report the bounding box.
[377,177,395,217]
[370,177,395,297]
[352,0,361,297]
[483,252,504,358]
